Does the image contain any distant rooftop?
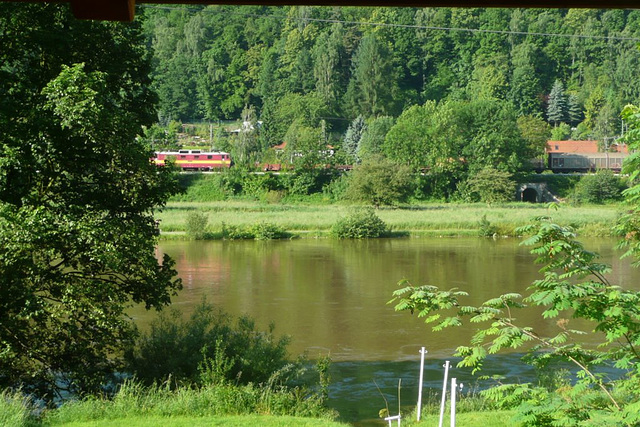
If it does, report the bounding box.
[546,140,629,154]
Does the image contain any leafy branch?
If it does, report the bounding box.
[390,216,640,423]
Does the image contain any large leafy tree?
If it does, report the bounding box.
[345,155,414,208]
[383,101,466,199]
[344,33,396,118]
[0,4,181,399]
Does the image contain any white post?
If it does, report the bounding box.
[438,361,450,427]
[384,414,401,427]
[416,347,427,421]
[450,378,457,427]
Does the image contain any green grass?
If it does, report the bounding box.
[155,200,622,238]
[407,410,518,426]
[46,414,351,427]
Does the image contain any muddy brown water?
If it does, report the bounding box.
[131,237,639,425]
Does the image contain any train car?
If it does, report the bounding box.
[549,152,627,173]
[153,150,232,171]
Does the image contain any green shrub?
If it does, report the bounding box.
[185,211,208,239]
[171,174,227,202]
[222,222,289,240]
[458,167,516,204]
[477,214,498,237]
[222,222,255,240]
[573,169,625,204]
[331,208,388,239]
[264,190,285,204]
[125,301,293,387]
[344,155,414,207]
[251,222,290,240]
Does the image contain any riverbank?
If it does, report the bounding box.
[156,200,622,239]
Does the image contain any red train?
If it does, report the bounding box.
[153,150,232,171]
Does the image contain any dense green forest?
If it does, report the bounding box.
[141,6,640,141]
[139,6,640,200]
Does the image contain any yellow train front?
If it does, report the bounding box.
[153,150,232,171]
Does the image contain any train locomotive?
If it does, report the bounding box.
[153,150,232,171]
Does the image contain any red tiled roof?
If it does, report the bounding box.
[546,140,628,154]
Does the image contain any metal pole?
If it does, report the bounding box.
[416,347,427,421]
[438,361,450,427]
[450,377,457,427]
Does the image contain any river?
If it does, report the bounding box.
[132,236,640,425]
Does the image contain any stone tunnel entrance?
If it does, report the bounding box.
[517,183,558,203]
[522,187,538,203]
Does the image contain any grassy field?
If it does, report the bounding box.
[155,200,622,238]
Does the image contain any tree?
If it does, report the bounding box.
[573,169,624,204]
[547,79,567,125]
[457,167,515,204]
[344,33,396,118]
[343,115,366,162]
[460,99,529,174]
[517,114,552,160]
[383,101,465,198]
[550,122,572,141]
[233,104,260,166]
[358,116,395,159]
[567,93,582,125]
[0,5,181,399]
[509,42,543,116]
[312,23,347,116]
[344,155,414,208]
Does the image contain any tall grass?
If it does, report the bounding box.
[44,379,337,425]
[156,201,621,237]
[0,389,38,427]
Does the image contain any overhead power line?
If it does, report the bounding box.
[140,4,640,43]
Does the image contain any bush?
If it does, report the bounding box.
[344,155,414,207]
[457,167,515,204]
[573,169,625,204]
[125,302,293,387]
[222,222,290,240]
[171,174,226,202]
[478,214,498,237]
[331,208,388,239]
[252,222,290,240]
[185,212,208,239]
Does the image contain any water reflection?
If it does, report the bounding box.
[137,237,639,424]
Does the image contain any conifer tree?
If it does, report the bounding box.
[343,115,366,162]
[567,93,582,126]
[547,79,568,126]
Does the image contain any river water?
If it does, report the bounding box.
[133,237,640,425]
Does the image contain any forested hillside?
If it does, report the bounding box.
[140,5,640,200]
[142,6,640,132]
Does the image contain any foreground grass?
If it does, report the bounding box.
[156,200,621,238]
[2,379,341,427]
[406,410,518,426]
[48,414,351,427]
